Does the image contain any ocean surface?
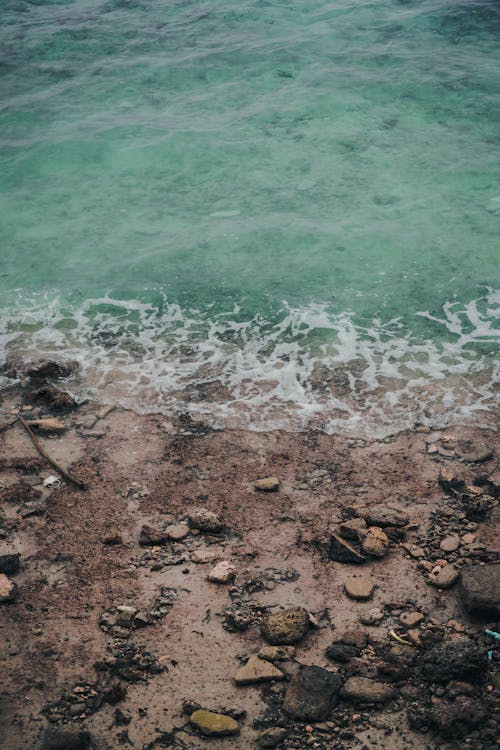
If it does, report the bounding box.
[0,0,499,434]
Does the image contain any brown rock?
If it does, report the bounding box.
[29,384,76,410]
[428,564,459,589]
[258,645,296,662]
[455,442,493,463]
[261,607,309,645]
[361,527,389,558]
[234,656,284,685]
[440,534,460,553]
[399,611,424,627]
[362,507,409,528]
[188,508,224,533]
[459,563,500,617]
[139,524,169,546]
[344,577,374,600]
[341,677,394,704]
[0,574,17,603]
[207,561,236,584]
[166,523,190,541]
[339,518,367,541]
[254,477,280,492]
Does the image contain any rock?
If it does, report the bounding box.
[190,549,220,564]
[361,507,409,528]
[339,518,367,541]
[399,611,424,627]
[440,534,460,553]
[0,574,17,603]
[402,543,426,559]
[257,727,288,748]
[455,442,493,463]
[29,384,76,410]
[329,534,366,564]
[234,656,284,685]
[428,564,459,589]
[340,677,394,704]
[429,697,486,739]
[0,554,20,575]
[208,561,236,584]
[459,563,500,617]
[461,533,477,545]
[344,577,374,600]
[189,709,239,737]
[41,728,92,750]
[139,525,169,546]
[26,360,78,380]
[359,608,385,625]
[446,680,475,697]
[116,605,137,627]
[420,637,487,683]
[258,645,296,662]
[102,529,122,545]
[254,477,280,492]
[188,508,224,533]
[361,527,389,558]
[261,607,309,645]
[326,642,360,663]
[166,523,190,541]
[27,418,66,433]
[386,644,416,666]
[283,665,343,721]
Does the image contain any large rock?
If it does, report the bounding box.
[460,564,500,617]
[139,525,169,546]
[340,677,394,704]
[190,709,239,737]
[427,564,459,589]
[234,656,284,685]
[361,507,409,528]
[188,508,224,533]
[0,574,17,603]
[41,728,92,750]
[207,561,236,584]
[0,554,20,575]
[420,638,487,683]
[29,384,76,410]
[329,534,366,564]
[261,607,309,645]
[283,665,343,721]
[428,697,487,739]
[361,527,389,558]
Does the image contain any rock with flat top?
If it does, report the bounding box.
[190,710,239,737]
[459,564,500,617]
[455,442,493,463]
[440,534,460,552]
[258,645,296,662]
[261,607,309,645]
[234,656,284,685]
[339,518,367,541]
[190,549,220,564]
[341,677,394,704]
[283,666,343,721]
[254,477,280,492]
[329,534,366,564]
[344,577,374,600]
[362,507,409,528]
[166,523,190,541]
[27,418,66,433]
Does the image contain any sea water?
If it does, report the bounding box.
[0,0,499,434]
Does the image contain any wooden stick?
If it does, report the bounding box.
[17,414,87,490]
[0,418,18,434]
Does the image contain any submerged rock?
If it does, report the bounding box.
[261,607,309,645]
[29,384,76,410]
[283,665,343,721]
[189,709,239,737]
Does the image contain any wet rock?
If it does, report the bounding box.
[29,384,76,410]
[139,525,169,546]
[339,518,367,541]
[254,477,280,492]
[361,527,389,559]
[0,554,20,575]
[234,656,284,685]
[399,611,424,627]
[0,574,17,603]
[361,507,409,528]
[188,508,224,533]
[340,677,394,704]
[428,696,486,738]
[41,727,92,750]
[283,665,343,721]
[455,442,493,463]
[166,523,190,541]
[208,561,236,584]
[261,607,309,645]
[427,564,459,589]
[26,360,78,380]
[420,637,487,683]
[257,727,289,748]
[329,534,366,564]
[344,576,374,600]
[189,709,239,737]
[459,563,500,617]
[258,645,296,662]
[440,534,460,553]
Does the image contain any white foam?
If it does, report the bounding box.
[1,288,498,437]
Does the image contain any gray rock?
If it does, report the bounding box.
[0,554,20,575]
[329,534,366,564]
[283,665,343,721]
[440,534,460,552]
[361,507,409,528]
[340,676,394,704]
[420,637,487,683]
[261,607,309,645]
[326,642,360,663]
[139,524,169,546]
[460,563,500,617]
[454,442,493,463]
[258,728,288,747]
[188,508,224,533]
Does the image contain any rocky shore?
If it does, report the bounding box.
[0,367,498,750]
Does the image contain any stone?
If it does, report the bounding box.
[139,525,169,546]
[258,645,296,662]
[459,564,500,617]
[0,574,17,603]
[361,507,409,528]
[188,508,224,533]
[329,534,366,564]
[190,549,220,564]
[402,543,426,559]
[208,561,236,584]
[446,680,475,697]
[359,608,384,625]
[344,577,374,600]
[0,554,20,575]
[326,642,360,663]
[26,360,78,380]
[428,697,486,739]
[455,442,493,463]
[41,728,92,750]
[254,477,280,492]
[29,384,76,410]
[428,564,459,589]
[257,728,289,748]
[261,607,309,645]
[339,518,367,541]
[340,677,394,704]
[461,533,477,545]
[116,605,137,627]
[234,656,284,685]
[102,529,122,545]
[440,534,460,553]
[420,637,487,683]
[361,527,389,558]
[166,523,190,541]
[189,709,239,737]
[283,665,343,721]
[400,611,424,627]
[386,645,416,666]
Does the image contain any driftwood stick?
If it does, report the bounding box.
[17,414,87,490]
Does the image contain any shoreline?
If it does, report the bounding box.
[0,380,498,750]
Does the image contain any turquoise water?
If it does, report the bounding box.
[0,0,499,433]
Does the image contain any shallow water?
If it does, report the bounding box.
[1,0,499,433]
